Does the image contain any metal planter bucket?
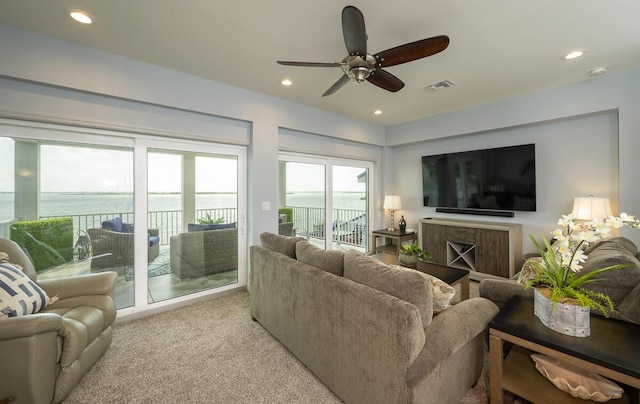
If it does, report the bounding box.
[534,288,590,337]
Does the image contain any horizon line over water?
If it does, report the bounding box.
[0,191,366,220]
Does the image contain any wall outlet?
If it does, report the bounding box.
[261,201,270,211]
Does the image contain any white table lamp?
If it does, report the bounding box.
[571,196,613,221]
[383,195,402,231]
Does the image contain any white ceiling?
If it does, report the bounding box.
[1,1,640,126]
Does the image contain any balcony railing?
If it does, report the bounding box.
[42,206,367,250]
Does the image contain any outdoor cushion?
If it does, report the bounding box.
[102,217,123,232]
[188,222,237,232]
[0,256,53,318]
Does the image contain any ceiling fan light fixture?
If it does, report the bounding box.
[348,66,371,83]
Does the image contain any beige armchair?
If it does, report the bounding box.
[0,238,117,404]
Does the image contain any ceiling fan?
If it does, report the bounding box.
[277,5,450,97]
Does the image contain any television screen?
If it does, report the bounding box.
[422,144,536,212]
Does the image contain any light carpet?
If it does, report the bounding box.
[65,288,490,403]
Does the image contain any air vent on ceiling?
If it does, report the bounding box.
[426,79,456,91]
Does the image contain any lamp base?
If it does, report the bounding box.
[387,226,396,232]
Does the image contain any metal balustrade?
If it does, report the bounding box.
[41,206,367,250]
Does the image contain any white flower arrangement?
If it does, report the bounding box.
[526,212,640,315]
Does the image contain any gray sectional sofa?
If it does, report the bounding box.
[480,236,640,324]
[250,233,499,404]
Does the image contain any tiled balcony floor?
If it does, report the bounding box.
[38,245,238,310]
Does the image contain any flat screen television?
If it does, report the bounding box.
[422,144,536,212]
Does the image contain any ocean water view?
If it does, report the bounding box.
[0,192,366,221]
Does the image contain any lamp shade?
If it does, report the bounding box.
[383,195,402,210]
[571,196,613,220]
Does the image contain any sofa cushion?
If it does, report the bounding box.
[343,250,433,327]
[188,222,237,232]
[0,256,53,318]
[390,265,456,313]
[295,240,344,276]
[580,237,640,306]
[102,217,123,232]
[260,232,306,258]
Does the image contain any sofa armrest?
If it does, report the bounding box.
[38,271,117,299]
[408,297,499,384]
[0,313,63,340]
[478,278,533,308]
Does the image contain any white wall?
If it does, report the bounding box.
[0,24,387,244]
[386,68,640,251]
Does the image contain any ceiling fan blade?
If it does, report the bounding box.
[322,74,351,97]
[375,35,450,67]
[366,69,405,92]
[277,61,344,68]
[342,6,367,56]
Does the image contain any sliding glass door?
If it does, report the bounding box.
[278,154,373,251]
[0,121,246,313]
[146,148,240,303]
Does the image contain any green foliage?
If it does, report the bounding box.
[197,213,224,224]
[9,217,74,272]
[278,207,294,223]
[399,244,432,260]
[525,234,623,316]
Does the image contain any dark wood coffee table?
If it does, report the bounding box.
[372,253,470,301]
[489,296,640,404]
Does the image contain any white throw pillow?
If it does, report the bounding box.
[391,265,457,313]
[531,354,623,402]
[0,257,53,318]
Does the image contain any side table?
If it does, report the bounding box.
[370,229,416,255]
[489,296,640,404]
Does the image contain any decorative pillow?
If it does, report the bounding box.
[296,240,344,276]
[517,257,544,285]
[343,250,433,327]
[260,232,306,258]
[188,222,237,232]
[0,259,53,318]
[531,354,623,402]
[102,217,123,232]
[390,265,456,313]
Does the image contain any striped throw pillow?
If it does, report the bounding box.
[0,259,52,318]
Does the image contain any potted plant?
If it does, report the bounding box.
[198,213,224,225]
[525,212,640,336]
[399,244,431,267]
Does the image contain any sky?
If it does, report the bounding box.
[0,139,366,193]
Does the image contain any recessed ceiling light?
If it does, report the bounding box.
[374,110,382,115]
[67,9,94,24]
[589,66,608,77]
[562,49,587,60]
[281,79,292,86]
